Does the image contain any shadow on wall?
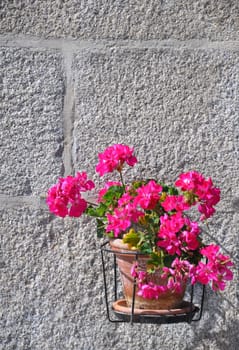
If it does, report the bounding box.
[192,221,239,348]
[189,287,239,350]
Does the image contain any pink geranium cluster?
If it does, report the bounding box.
[46,143,234,299]
[47,172,95,217]
[105,181,163,236]
[105,192,145,236]
[161,195,190,212]
[175,171,221,220]
[191,245,234,291]
[106,198,143,237]
[131,258,191,299]
[134,180,163,210]
[157,213,200,255]
[96,144,137,176]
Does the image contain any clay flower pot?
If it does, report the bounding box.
[109,239,186,310]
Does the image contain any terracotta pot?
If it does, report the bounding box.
[109,239,186,310]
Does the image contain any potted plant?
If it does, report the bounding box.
[46,144,234,311]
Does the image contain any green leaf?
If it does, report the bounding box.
[103,185,124,200]
[147,252,162,267]
[147,214,160,226]
[96,219,105,238]
[168,187,179,195]
[161,184,169,192]
[139,242,152,255]
[131,180,146,189]
[163,254,175,267]
[122,229,141,248]
[161,185,178,195]
[86,203,107,218]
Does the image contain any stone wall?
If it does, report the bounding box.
[0,1,238,349]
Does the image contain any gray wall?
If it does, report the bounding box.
[0,1,238,349]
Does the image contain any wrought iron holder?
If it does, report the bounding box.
[100,241,205,325]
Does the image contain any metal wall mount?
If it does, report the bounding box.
[100,241,205,325]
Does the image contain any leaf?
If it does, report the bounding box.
[161,185,178,195]
[147,252,162,268]
[103,185,124,201]
[148,214,160,226]
[163,254,175,267]
[168,187,179,195]
[123,229,141,248]
[86,203,107,217]
[139,242,152,255]
[131,180,145,189]
[96,219,106,238]
[161,184,169,192]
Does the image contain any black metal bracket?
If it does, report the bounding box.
[100,241,205,325]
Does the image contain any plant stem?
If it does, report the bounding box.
[119,169,126,192]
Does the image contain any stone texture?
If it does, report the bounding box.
[0,47,65,196]
[0,207,102,350]
[73,47,239,212]
[0,0,239,41]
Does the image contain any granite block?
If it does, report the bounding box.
[0,47,65,196]
[1,0,239,41]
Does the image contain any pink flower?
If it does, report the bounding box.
[60,176,79,201]
[135,267,169,299]
[179,218,200,251]
[131,264,138,278]
[133,258,190,300]
[157,213,201,255]
[161,195,190,212]
[171,257,192,274]
[198,204,215,221]
[138,270,147,281]
[175,171,220,220]
[195,178,220,205]
[196,180,220,220]
[96,144,137,176]
[60,172,94,199]
[134,180,162,210]
[106,204,143,237]
[137,283,162,299]
[46,172,94,218]
[118,193,134,206]
[75,172,95,192]
[164,258,191,293]
[180,230,200,251]
[157,213,185,255]
[47,184,68,217]
[166,277,183,294]
[159,212,185,234]
[46,144,234,295]
[106,210,131,237]
[175,171,203,192]
[200,245,220,259]
[191,261,211,285]
[190,245,234,291]
[68,198,88,217]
